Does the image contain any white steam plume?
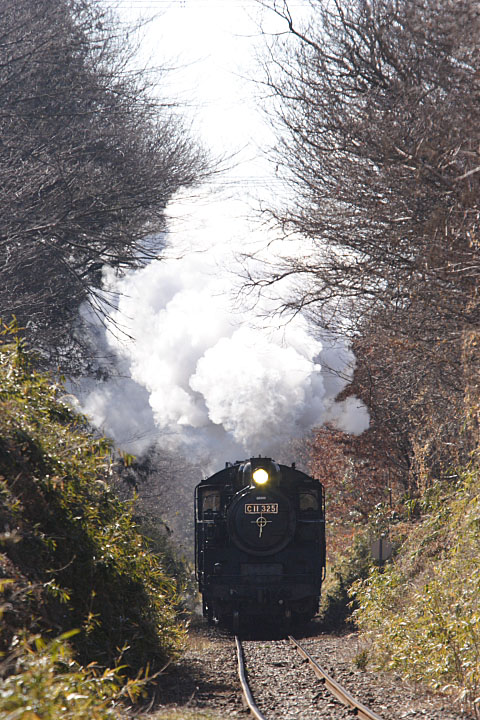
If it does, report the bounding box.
[75,196,369,467]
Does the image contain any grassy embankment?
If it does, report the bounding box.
[351,466,480,714]
[319,461,480,715]
[0,324,186,718]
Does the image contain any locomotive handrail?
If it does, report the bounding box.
[194,486,198,581]
[297,517,324,523]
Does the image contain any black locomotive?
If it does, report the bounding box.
[194,456,326,630]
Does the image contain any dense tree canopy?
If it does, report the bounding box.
[0,0,209,369]
[256,0,479,321]
[254,0,480,489]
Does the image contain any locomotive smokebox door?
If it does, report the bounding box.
[228,487,296,555]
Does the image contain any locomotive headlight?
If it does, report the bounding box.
[252,468,269,485]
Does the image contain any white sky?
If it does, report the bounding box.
[111,0,297,201]
[105,0,301,267]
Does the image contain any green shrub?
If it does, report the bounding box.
[135,515,197,614]
[0,322,185,682]
[351,465,480,713]
[0,633,132,720]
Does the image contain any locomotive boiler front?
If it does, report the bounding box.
[227,460,296,555]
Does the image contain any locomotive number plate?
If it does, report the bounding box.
[245,503,278,514]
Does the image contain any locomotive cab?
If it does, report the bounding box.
[195,457,326,630]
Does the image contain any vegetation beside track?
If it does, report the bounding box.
[315,442,480,714]
[350,463,480,714]
[0,325,187,716]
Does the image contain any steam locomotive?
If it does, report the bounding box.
[194,456,326,630]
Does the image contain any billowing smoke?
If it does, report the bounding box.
[76,196,369,469]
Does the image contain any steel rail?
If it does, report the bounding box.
[289,635,384,720]
[235,636,268,720]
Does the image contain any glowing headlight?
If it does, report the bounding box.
[252,468,269,485]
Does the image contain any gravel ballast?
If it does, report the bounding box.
[144,619,471,720]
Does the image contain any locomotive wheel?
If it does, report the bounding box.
[232,610,240,634]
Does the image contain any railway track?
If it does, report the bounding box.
[235,635,384,720]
